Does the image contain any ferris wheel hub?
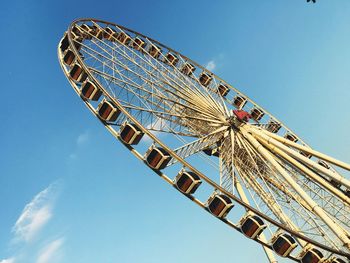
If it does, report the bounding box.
[226,110,252,129]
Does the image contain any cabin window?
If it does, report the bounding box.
[284,133,298,142]
[165,53,178,66]
[181,63,195,76]
[301,248,323,263]
[233,96,247,109]
[146,147,171,170]
[266,120,281,133]
[60,34,69,52]
[318,160,330,169]
[104,27,117,41]
[90,25,103,39]
[80,24,93,39]
[217,84,229,97]
[175,171,201,194]
[148,44,161,59]
[98,100,120,122]
[199,73,212,87]
[272,233,297,257]
[117,32,131,45]
[332,258,346,263]
[70,64,87,83]
[81,81,102,101]
[299,151,312,159]
[132,37,146,51]
[72,25,84,38]
[63,49,75,66]
[250,108,264,121]
[240,215,266,239]
[120,123,144,145]
[207,194,233,218]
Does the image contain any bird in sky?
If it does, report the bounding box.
[307,0,316,3]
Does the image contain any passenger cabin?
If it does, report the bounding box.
[233,96,247,109]
[284,133,298,143]
[266,120,281,133]
[117,32,131,45]
[174,170,202,195]
[181,62,196,76]
[199,72,212,87]
[63,49,75,66]
[81,80,102,101]
[103,27,118,41]
[58,30,82,51]
[271,233,297,257]
[300,248,324,263]
[80,24,94,39]
[145,147,171,170]
[132,37,146,51]
[331,258,346,263]
[78,51,84,60]
[318,160,330,170]
[207,193,233,218]
[60,34,70,53]
[164,52,178,66]
[97,99,120,122]
[69,63,88,83]
[72,25,84,38]
[119,122,144,145]
[71,30,83,42]
[148,44,161,59]
[250,107,264,121]
[203,147,220,157]
[330,179,341,188]
[90,25,103,39]
[346,190,350,198]
[240,215,266,239]
[72,39,82,52]
[217,84,229,97]
[299,150,312,159]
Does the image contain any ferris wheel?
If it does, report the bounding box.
[58,18,350,263]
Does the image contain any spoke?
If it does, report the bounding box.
[219,130,236,193]
[249,126,350,189]
[240,124,350,250]
[258,128,350,172]
[80,40,226,136]
[91,23,227,120]
[167,127,227,166]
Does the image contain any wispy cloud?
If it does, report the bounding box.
[205,60,216,71]
[0,258,16,263]
[143,118,164,143]
[12,184,57,243]
[36,238,64,263]
[69,153,77,160]
[76,131,89,145]
[69,131,90,159]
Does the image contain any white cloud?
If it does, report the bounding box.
[69,153,77,159]
[76,131,89,145]
[36,238,64,263]
[143,118,164,143]
[0,258,15,263]
[69,131,90,159]
[12,184,56,243]
[205,60,216,71]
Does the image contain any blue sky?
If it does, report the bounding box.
[1,1,350,263]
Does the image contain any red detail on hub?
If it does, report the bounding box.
[233,110,251,122]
